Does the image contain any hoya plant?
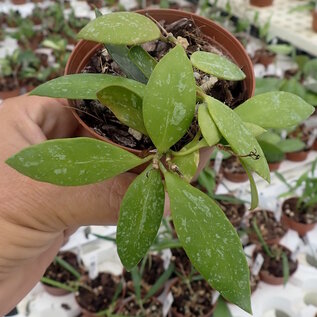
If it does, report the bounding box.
[6,12,314,313]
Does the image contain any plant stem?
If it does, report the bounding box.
[171,139,208,157]
[40,277,77,292]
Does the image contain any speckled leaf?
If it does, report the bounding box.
[172,138,200,182]
[206,96,270,182]
[257,131,281,145]
[235,92,314,129]
[198,103,221,146]
[6,138,146,186]
[117,167,164,270]
[97,85,147,135]
[128,46,157,79]
[30,74,145,99]
[105,44,147,83]
[77,12,161,45]
[240,161,258,210]
[164,172,251,313]
[190,51,246,81]
[244,122,266,137]
[143,45,196,153]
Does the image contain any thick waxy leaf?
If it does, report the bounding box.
[198,103,221,146]
[191,51,246,81]
[240,161,258,210]
[128,46,157,79]
[213,297,233,317]
[259,140,285,163]
[172,138,200,182]
[207,96,270,182]
[280,78,306,99]
[97,85,147,135]
[235,92,314,129]
[117,168,164,270]
[255,78,283,95]
[244,122,266,137]
[6,138,146,186]
[278,138,306,153]
[143,45,196,153]
[30,74,145,99]
[267,44,293,55]
[257,131,281,145]
[77,12,161,45]
[165,172,251,313]
[105,44,147,83]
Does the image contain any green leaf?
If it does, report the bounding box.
[55,256,81,279]
[255,78,283,95]
[30,74,145,99]
[303,58,317,78]
[190,51,246,81]
[164,172,251,313]
[143,45,196,153]
[172,138,200,182]
[97,85,147,135]
[235,92,314,129]
[252,219,273,257]
[280,78,307,99]
[259,140,285,163]
[207,96,270,182]
[278,138,306,153]
[117,168,165,271]
[77,12,161,45]
[6,138,147,186]
[257,131,281,145]
[244,122,266,137]
[198,103,221,146]
[105,44,147,84]
[240,161,258,210]
[267,44,293,55]
[40,277,76,292]
[213,297,233,317]
[128,46,157,79]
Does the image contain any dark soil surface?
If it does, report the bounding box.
[247,209,287,243]
[283,197,317,224]
[43,251,82,284]
[76,272,123,313]
[260,245,297,278]
[0,76,19,92]
[171,247,193,276]
[77,18,247,151]
[171,278,214,316]
[119,296,163,317]
[217,195,246,228]
[124,254,165,296]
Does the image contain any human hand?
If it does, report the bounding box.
[0,95,136,315]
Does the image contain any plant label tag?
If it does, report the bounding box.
[88,254,99,280]
[161,248,172,270]
[291,244,301,262]
[214,151,224,175]
[163,292,174,317]
[307,129,317,148]
[281,130,287,139]
[280,230,302,253]
[252,253,264,276]
[212,291,220,305]
[275,201,282,222]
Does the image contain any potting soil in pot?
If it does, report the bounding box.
[77,18,248,151]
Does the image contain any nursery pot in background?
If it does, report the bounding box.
[42,284,70,296]
[281,213,316,237]
[0,88,20,100]
[313,10,317,33]
[250,0,273,7]
[65,9,255,176]
[285,149,309,162]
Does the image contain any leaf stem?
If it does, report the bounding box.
[171,139,208,157]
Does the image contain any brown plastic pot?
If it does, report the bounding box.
[313,10,317,33]
[281,213,315,237]
[250,0,273,7]
[286,149,309,162]
[223,170,248,183]
[313,139,317,151]
[268,161,281,172]
[0,88,20,100]
[42,284,71,296]
[11,0,27,4]
[64,9,255,175]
